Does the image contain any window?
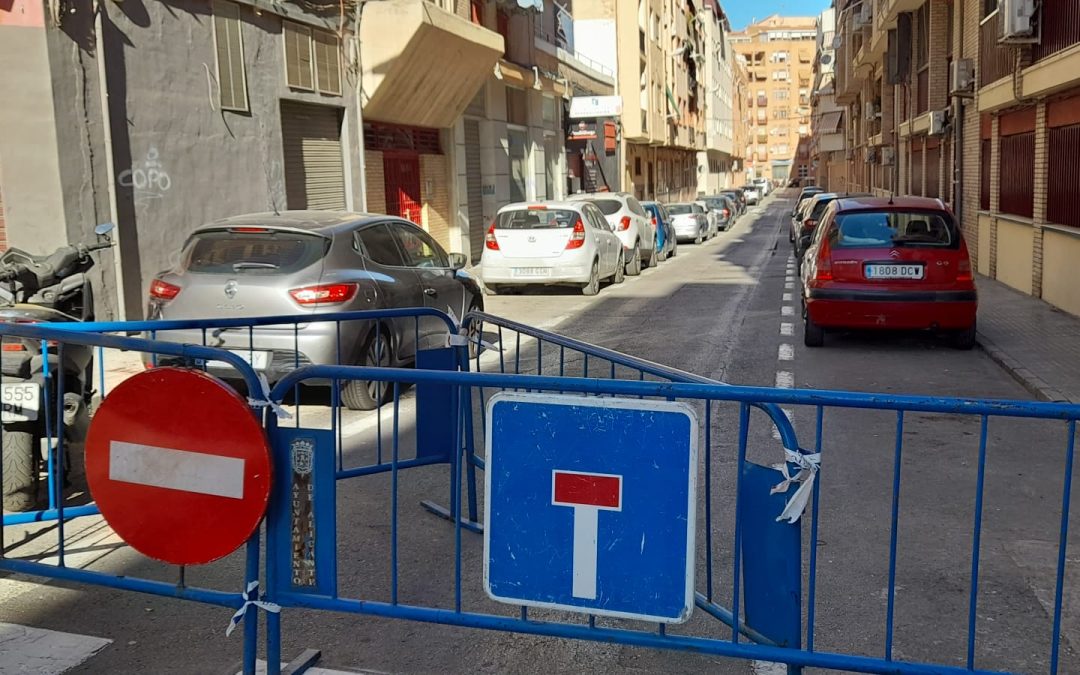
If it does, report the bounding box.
[982,0,996,18]
[542,96,556,125]
[356,224,407,267]
[830,211,957,249]
[1048,121,1080,227]
[999,131,1035,218]
[634,157,642,175]
[313,31,341,95]
[213,1,248,111]
[284,22,340,94]
[979,138,991,210]
[507,88,529,126]
[774,90,789,100]
[508,129,528,202]
[393,224,449,268]
[186,229,328,274]
[284,21,314,90]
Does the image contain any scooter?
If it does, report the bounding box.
[0,223,114,511]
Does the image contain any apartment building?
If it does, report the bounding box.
[575,0,707,203]
[730,15,818,184]
[809,7,847,191]
[832,0,1080,318]
[697,0,742,195]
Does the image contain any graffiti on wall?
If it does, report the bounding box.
[118,147,172,203]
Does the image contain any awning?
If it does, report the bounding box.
[361,0,504,128]
[818,111,843,134]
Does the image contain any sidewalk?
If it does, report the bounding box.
[976,275,1080,403]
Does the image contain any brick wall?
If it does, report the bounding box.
[961,0,980,269]
[928,0,950,112]
[1033,102,1048,296]
[989,116,1000,276]
[455,0,470,20]
[365,151,386,214]
[420,153,452,249]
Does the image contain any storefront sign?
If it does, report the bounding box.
[569,96,623,119]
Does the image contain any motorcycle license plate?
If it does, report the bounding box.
[1,383,40,423]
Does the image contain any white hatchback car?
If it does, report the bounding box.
[577,192,657,275]
[481,201,626,296]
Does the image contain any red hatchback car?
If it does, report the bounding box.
[800,196,977,349]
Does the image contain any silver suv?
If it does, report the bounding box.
[577,192,658,274]
[146,211,483,410]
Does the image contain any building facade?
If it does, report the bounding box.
[730,15,818,184]
[575,0,707,203]
[830,0,1080,318]
[1,0,378,320]
[809,7,847,191]
[697,0,742,195]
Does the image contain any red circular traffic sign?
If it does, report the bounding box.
[85,367,272,565]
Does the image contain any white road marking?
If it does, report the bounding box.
[785,281,794,289]
[779,344,794,361]
[782,292,793,302]
[0,623,111,674]
[109,441,245,499]
[780,322,794,336]
[776,371,794,388]
[781,306,794,316]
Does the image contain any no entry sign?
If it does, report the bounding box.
[85,367,272,565]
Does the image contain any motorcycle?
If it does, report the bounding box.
[0,223,114,511]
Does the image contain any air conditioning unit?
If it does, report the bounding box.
[950,59,975,96]
[866,147,879,163]
[865,102,880,120]
[999,0,1039,44]
[929,109,948,136]
[882,147,896,166]
[854,3,873,28]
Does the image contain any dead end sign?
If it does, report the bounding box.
[85,367,272,565]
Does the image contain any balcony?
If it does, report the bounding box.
[979,12,1014,88]
[361,0,503,127]
[1033,0,1080,62]
[876,0,929,31]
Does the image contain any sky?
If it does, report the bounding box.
[725,0,832,31]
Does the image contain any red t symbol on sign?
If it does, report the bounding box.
[552,470,623,600]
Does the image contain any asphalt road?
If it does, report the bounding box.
[1,191,1076,674]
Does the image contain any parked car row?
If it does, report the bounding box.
[796,194,978,350]
[479,191,747,297]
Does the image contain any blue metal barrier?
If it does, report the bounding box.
[260,363,1079,675]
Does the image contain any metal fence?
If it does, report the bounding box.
[1,309,1078,674]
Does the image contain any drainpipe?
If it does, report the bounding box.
[354,3,368,211]
[95,0,126,320]
[951,0,964,226]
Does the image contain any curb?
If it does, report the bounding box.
[976,332,1072,403]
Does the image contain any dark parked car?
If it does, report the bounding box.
[719,189,747,216]
[146,211,483,410]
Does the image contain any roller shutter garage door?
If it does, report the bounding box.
[464,119,484,263]
[281,102,346,210]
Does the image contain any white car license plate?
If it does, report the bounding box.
[865,263,924,280]
[208,350,270,371]
[1,383,40,423]
[512,267,552,278]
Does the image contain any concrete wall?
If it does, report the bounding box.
[3,0,364,318]
[366,151,387,213]
[102,0,362,315]
[1042,229,1080,317]
[994,218,1034,295]
[421,154,452,248]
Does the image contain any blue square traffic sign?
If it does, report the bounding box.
[483,392,698,623]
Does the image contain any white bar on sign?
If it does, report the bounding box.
[572,506,599,600]
[109,441,245,499]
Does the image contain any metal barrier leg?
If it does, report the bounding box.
[243,534,260,675]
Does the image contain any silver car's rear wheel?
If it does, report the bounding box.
[342,331,393,411]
